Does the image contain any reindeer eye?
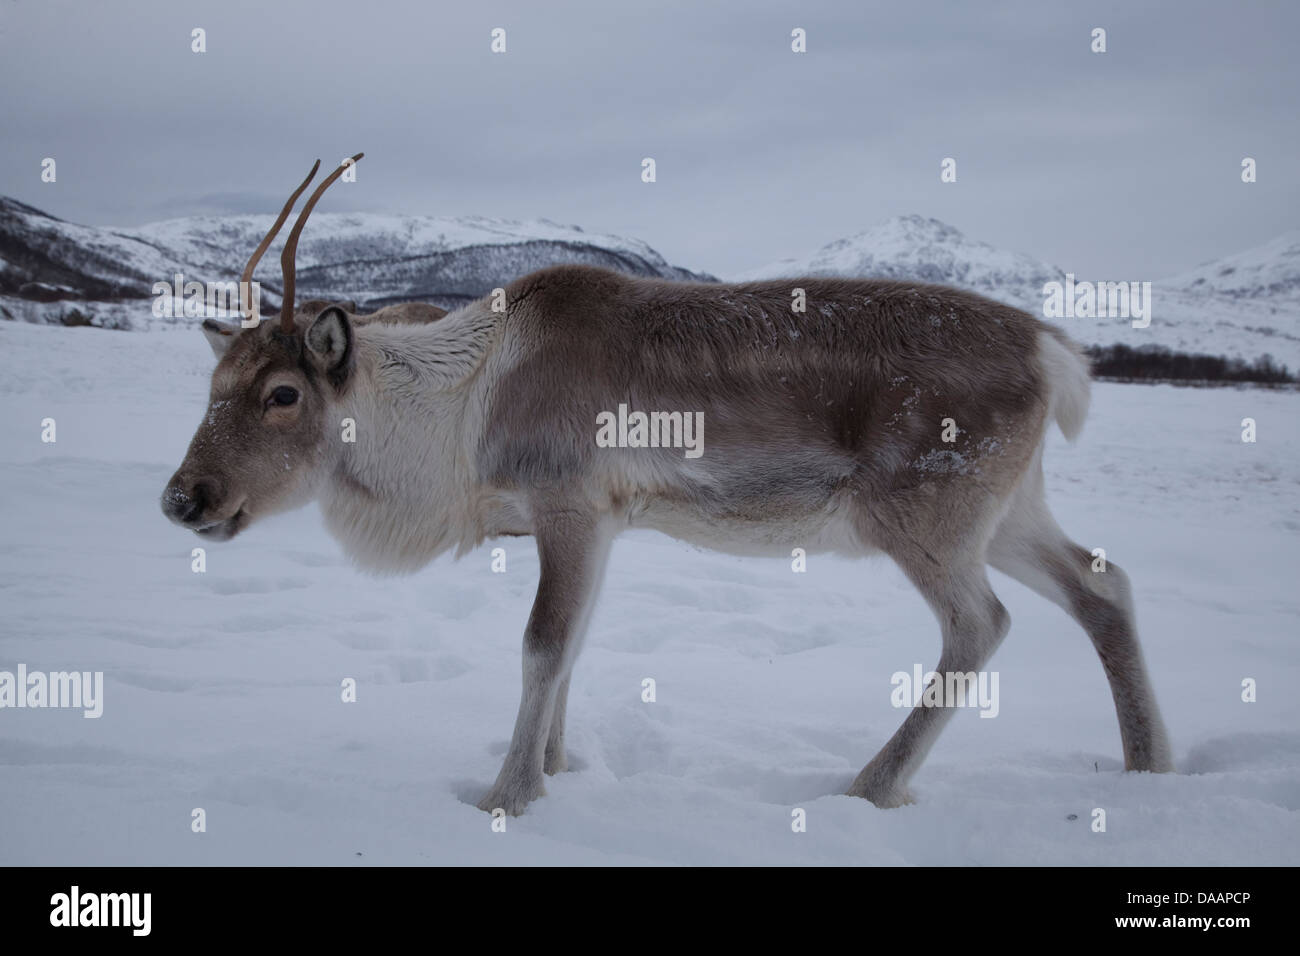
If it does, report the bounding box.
[268,386,299,407]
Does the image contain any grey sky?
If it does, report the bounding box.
[1,0,1296,280]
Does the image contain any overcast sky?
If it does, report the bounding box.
[1,0,1296,279]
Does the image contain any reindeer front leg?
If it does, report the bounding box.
[477,507,612,815]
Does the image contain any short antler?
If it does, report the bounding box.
[279,153,364,332]
[240,160,321,324]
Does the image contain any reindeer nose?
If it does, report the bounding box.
[161,476,221,526]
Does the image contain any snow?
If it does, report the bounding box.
[134,211,669,275]
[0,320,1297,865]
[0,201,193,291]
[1168,230,1300,302]
[734,214,1064,312]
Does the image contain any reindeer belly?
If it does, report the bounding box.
[621,445,870,557]
[630,494,868,557]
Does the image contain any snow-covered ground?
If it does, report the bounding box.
[0,320,1297,865]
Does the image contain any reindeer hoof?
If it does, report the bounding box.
[846,776,915,808]
[476,776,545,816]
[543,747,568,776]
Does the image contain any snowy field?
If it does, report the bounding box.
[0,319,1297,866]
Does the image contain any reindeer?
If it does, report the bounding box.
[163,157,1174,815]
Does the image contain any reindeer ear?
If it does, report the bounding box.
[305,306,354,388]
[201,318,240,359]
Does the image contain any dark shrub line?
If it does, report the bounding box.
[1084,343,1298,386]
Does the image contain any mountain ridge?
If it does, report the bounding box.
[0,199,713,326]
[1,196,1295,367]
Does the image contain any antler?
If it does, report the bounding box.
[279,153,364,332]
[240,160,321,324]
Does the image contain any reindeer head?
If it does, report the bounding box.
[161,156,362,541]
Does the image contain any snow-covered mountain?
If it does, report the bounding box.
[1165,230,1300,302]
[3,195,1296,369]
[736,214,1063,313]
[737,215,1300,370]
[0,196,711,329]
